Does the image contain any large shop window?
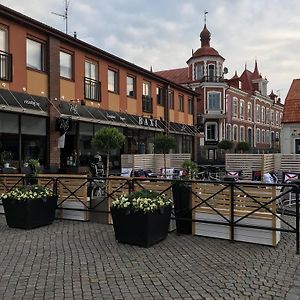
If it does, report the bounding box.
[21,115,46,164]
[78,122,93,166]
[0,112,18,161]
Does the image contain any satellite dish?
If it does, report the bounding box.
[223,67,228,74]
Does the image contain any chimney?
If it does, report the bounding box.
[73,32,77,39]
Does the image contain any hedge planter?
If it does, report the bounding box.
[111,206,172,247]
[172,182,192,234]
[3,196,57,229]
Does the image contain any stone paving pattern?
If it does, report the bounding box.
[0,214,300,299]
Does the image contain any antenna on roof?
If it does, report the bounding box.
[51,0,70,34]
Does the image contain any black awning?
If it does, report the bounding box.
[58,100,165,131]
[169,122,197,135]
[0,88,48,113]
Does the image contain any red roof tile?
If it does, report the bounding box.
[282,79,300,123]
[155,67,189,84]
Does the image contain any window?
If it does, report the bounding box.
[108,69,119,93]
[233,97,238,117]
[0,27,8,51]
[0,28,11,81]
[168,90,174,109]
[195,63,203,80]
[208,92,221,111]
[178,95,184,112]
[233,125,238,141]
[262,129,265,143]
[60,51,72,79]
[271,110,274,125]
[247,102,252,121]
[256,104,260,122]
[127,75,136,97]
[206,122,218,140]
[275,111,279,126]
[240,126,245,142]
[156,86,163,105]
[240,100,244,119]
[26,39,45,71]
[261,107,265,124]
[142,81,152,113]
[188,98,193,114]
[266,130,270,144]
[208,64,215,81]
[266,108,270,124]
[84,61,99,101]
[226,124,232,140]
[256,128,260,143]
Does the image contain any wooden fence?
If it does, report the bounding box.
[121,153,191,174]
[226,154,300,180]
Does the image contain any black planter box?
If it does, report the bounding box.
[172,183,192,234]
[3,196,58,230]
[111,206,171,247]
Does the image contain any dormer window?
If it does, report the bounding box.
[195,63,204,80]
[208,64,215,81]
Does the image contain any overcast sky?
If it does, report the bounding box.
[1,0,299,101]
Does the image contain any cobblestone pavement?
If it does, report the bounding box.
[0,214,300,300]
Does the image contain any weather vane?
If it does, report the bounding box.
[51,0,70,34]
[204,11,208,25]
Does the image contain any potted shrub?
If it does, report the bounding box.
[26,158,41,184]
[154,134,176,178]
[0,150,12,168]
[172,160,198,235]
[0,185,57,229]
[110,189,173,247]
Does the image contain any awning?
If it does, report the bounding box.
[58,100,166,132]
[0,88,48,115]
[58,100,198,136]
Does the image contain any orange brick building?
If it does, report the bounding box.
[0,4,198,170]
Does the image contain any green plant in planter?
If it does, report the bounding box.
[181,160,198,180]
[110,190,173,247]
[1,185,53,200]
[1,185,57,230]
[91,127,125,178]
[0,150,12,167]
[27,159,41,176]
[235,141,250,153]
[154,134,176,178]
[218,140,234,153]
[111,189,173,213]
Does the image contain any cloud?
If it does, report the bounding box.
[0,0,299,100]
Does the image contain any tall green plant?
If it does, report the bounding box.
[182,160,198,180]
[154,134,176,178]
[218,140,233,152]
[235,141,250,153]
[91,127,125,178]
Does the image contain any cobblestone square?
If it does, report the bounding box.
[0,214,300,299]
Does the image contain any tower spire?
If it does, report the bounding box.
[204,11,208,25]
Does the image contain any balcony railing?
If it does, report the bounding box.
[0,50,12,82]
[200,76,224,83]
[84,77,101,101]
[142,95,153,113]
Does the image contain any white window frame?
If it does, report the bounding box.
[60,51,72,79]
[256,104,261,123]
[261,107,266,124]
[240,126,245,142]
[226,124,232,141]
[27,38,45,71]
[207,91,221,112]
[205,122,218,141]
[108,68,119,93]
[0,27,8,52]
[256,128,261,143]
[233,124,238,142]
[240,100,244,120]
[262,129,265,143]
[247,102,252,121]
[233,97,238,117]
